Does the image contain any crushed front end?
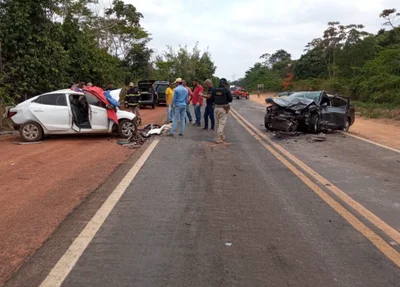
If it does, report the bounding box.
[265,97,318,132]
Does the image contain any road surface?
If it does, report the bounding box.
[5,99,400,287]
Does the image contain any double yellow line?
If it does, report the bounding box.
[230,108,400,267]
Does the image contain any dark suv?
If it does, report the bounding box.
[155,81,169,106]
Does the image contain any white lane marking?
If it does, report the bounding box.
[342,132,400,154]
[40,139,160,287]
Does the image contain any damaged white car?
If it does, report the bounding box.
[5,89,137,142]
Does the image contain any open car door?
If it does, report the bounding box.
[85,93,109,131]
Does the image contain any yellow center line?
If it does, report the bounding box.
[230,110,400,268]
[231,108,400,246]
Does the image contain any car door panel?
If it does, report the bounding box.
[30,94,70,131]
[89,105,109,131]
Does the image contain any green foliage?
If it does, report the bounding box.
[0,0,151,105]
[242,63,281,92]
[357,49,400,104]
[152,44,216,83]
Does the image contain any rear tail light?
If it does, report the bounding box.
[8,111,17,118]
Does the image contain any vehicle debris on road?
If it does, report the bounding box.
[117,123,171,148]
[306,133,327,142]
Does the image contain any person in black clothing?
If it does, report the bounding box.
[201,79,215,130]
[106,82,114,91]
[211,78,233,143]
[125,82,141,123]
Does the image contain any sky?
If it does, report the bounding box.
[126,0,398,80]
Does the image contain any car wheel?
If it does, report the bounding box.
[20,121,43,142]
[152,104,156,109]
[343,118,351,132]
[309,113,320,133]
[118,119,137,138]
[246,95,249,99]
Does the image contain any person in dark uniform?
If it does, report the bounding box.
[124,82,141,124]
[211,78,232,143]
[201,79,215,131]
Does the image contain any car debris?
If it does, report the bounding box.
[264,91,355,133]
[141,123,171,138]
[306,133,327,142]
[117,123,171,148]
[273,131,303,139]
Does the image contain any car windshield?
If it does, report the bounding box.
[288,92,320,102]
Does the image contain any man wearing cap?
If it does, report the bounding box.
[169,78,189,137]
[211,78,232,143]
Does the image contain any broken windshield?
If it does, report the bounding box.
[288,92,320,102]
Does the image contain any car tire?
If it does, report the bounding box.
[152,104,156,109]
[20,121,44,142]
[343,118,351,132]
[118,119,137,138]
[309,113,320,133]
[246,95,249,99]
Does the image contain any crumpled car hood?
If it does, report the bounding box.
[271,97,316,111]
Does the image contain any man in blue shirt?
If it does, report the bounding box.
[169,78,189,136]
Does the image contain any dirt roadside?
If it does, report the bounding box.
[0,107,167,285]
[249,94,400,150]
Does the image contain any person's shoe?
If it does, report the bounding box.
[192,123,197,126]
[167,133,174,137]
[215,138,224,144]
[202,127,208,130]
[179,133,183,136]
[222,135,226,141]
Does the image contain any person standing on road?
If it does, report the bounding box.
[183,80,193,124]
[192,79,204,126]
[125,82,141,123]
[165,82,175,123]
[201,79,215,131]
[169,78,188,137]
[211,78,232,144]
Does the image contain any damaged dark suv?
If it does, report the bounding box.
[264,91,355,133]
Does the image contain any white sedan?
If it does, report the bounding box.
[5,89,137,142]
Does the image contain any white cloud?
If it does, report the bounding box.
[128,0,399,80]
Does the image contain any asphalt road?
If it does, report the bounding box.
[6,100,400,287]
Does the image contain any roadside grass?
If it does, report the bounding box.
[352,101,400,120]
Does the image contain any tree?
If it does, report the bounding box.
[380,9,400,42]
[153,44,216,83]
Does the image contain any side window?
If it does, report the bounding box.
[157,85,168,93]
[33,94,67,106]
[320,95,331,107]
[332,97,347,107]
[85,93,106,109]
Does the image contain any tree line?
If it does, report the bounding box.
[0,0,217,105]
[235,8,400,105]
